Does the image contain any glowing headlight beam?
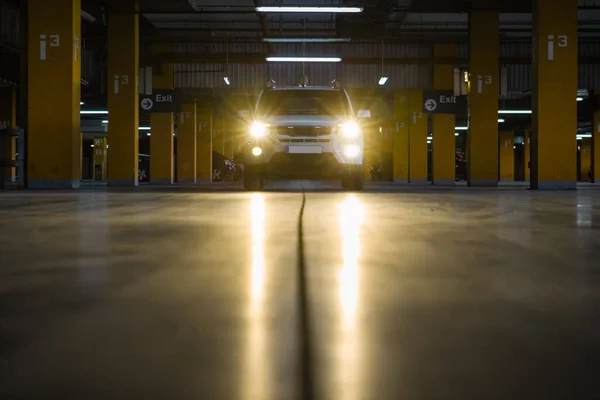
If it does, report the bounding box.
[250,122,269,137]
[339,121,360,138]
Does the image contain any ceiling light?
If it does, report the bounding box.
[80,101,84,105]
[256,6,363,13]
[378,76,388,85]
[455,132,459,136]
[577,97,584,102]
[498,119,505,123]
[427,140,431,144]
[80,110,108,115]
[223,76,230,85]
[498,110,531,114]
[263,38,351,43]
[427,136,433,140]
[138,126,151,131]
[147,133,151,136]
[577,134,592,138]
[266,56,342,62]
[455,126,468,130]
[90,144,94,148]
[102,120,108,124]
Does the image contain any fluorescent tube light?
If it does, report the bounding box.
[378,76,388,85]
[498,110,531,114]
[266,56,342,62]
[498,119,505,123]
[223,76,230,85]
[138,126,151,131]
[263,38,351,43]
[455,126,468,130]
[80,110,108,115]
[256,6,363,13]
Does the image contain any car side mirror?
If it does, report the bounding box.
[238,110,250,118]
[357,109,371,118]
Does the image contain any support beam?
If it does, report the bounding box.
[408,89,427,183]
[177,103,197,183]
[499,131,515,181]
[594,111,600,183]
[150,56,174,185]
[580,138,592,182]
[531,0,577,189]
[197,107,213,183]
[1,87,16,183]
[393,90,409,182]
[27,0,81,189]
[467,11,499,186]
[107,4,139,186]
[432,44,456,185]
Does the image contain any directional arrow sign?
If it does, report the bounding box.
[141,98,153,111]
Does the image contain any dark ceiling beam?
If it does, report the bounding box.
[146,52,600,65]
[253,0,273,53]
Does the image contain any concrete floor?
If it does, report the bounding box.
[1,181,599,399]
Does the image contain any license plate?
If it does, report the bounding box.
[286,145,322,154]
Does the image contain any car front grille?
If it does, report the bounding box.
[279,138,330,143]
[274,126,330,137]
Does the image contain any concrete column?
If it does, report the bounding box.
[432,44,456,185]
[408,89,428,183]
[499,131,515,181]
[177,103,197,183]
[580,138,592,182]
[525,129,531,181]
[0,87,16,183]
[393,90,409,182]
[93,137,107,180]
[27,0,81,188]
[149,113,174,184]
[593,111,600,183]
[149,60,174,185]
[197,108,213,183]
[467,11,499,186]
[531,0,577,189]
[107,4,139,186]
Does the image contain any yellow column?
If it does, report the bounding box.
[408,89,428,183]
[531,0,577,189]
[107,4,138,186]
[468,11,499,186]
[177,103,197,183]
[580,138,592,182]
[93,137,107,180]
[149,60,174,185]
[499,131,514,181]
[393,90,409,182]
[27,0,81,188]
[197,107,213,183]
[1,87,17,183]
[432,44,456,185]
[149,114,174,184]
[525,129,531,180]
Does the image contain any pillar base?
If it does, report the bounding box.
[534,180,577,190]
[432,179,455,186]
[196,178,212,184]
[409,178,429,184]
[149,178,174,185]
[469,180,498,187]
[177,178,197,184]
[393,178,408,183]
[28,179,81,189]
[108,179,139,187]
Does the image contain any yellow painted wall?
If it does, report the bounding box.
[499,131,514,181]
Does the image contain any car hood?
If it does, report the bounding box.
[260,115,345,127]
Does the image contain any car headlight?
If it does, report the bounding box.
[250,122,269,137]
[344,144,361,158]
[339,121,360,138]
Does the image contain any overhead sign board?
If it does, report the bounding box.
[140,90,181,113]
[422,90,466,114]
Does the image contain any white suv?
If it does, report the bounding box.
[243,86,367,191]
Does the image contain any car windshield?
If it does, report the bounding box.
[256,90,350,117]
